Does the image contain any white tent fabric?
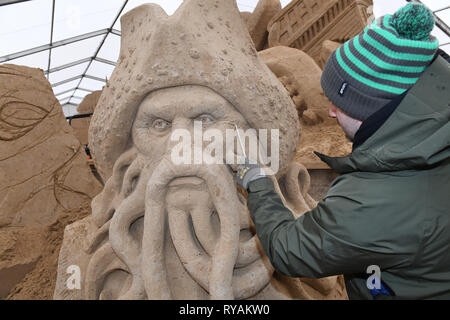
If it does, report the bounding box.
[0,0,448,117]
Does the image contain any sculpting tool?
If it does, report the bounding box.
[234,124,247,160]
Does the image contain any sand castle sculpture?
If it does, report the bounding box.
[237,0,354,176]
[54,0,347,300]
[268,0,373,64]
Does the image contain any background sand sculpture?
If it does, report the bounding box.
[238,0,353,184]
[71,90,102,146]
[245,0,282,51]
[0,64,102,299]
[259,46,352,172]
[54,0,347,300]
[267,0,373,64]
[320,40,342,68]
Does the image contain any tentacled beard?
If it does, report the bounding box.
[83,146,275,300]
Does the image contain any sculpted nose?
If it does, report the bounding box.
[167,117,196,160]
[172,117,191,130]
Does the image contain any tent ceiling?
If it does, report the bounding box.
[0,0,449,117]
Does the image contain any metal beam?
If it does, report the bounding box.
[434,6,450,14]
[66,112,93,120]
[69,0,128,103]
[61,102,78,107]
[0,29,109,63]
[435,14,450,38]
[0,0,31,6]
[412,0,450,38]
[110,29,122,36]
[55,88,77,97]
[52,74,105,88]
[45,57,92,74]
[84,74,107,83]
[52,75,83,87]
[78,87,94,93]
[45,56,115,76]
[94,57,117,66]
[46,0,55,79]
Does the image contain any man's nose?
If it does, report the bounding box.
[172,117,192,130]
[329,104,337,118]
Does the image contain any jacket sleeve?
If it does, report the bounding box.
[247,177,413,279]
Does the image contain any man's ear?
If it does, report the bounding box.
[329,103,338,118]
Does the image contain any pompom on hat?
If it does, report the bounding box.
[321,2,439,121]
[392,2,435,40]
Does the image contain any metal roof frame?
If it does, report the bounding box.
[67,0,129,104]
[411,1,450,37]
[0,0,31,6]
[0,29,112,63]
[0,0,449,112]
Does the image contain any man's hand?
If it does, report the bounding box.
[235,161,266,190]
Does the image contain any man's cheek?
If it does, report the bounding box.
[133,129,170,158]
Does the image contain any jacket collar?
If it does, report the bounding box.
[316,55,450,174]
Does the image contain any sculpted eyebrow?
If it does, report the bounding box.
[193,102,227,118]
[142,105,175,120]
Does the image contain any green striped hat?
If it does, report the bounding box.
[321,3,439,121]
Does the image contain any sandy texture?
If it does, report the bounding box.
[240,11,251,25]
[3,204,91,300]
[0,65,102,227]
[246,0,281,51]
[259,46,352,168]
[0,64,102,299]
[71,90,102,146]
[259,46,329,123]
[295,119,352,169]
[320,40,341,68]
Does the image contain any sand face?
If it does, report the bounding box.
[53,0,347,300]
[0,0,357,301]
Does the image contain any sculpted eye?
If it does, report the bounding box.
[195,114,215,126]
[152,119,171,130]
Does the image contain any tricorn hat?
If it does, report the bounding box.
[89,0,300,180]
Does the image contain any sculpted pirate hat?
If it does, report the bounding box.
[89,0,300,180]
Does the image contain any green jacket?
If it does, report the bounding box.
[248,56,450,299]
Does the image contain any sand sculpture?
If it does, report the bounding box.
[268,0,373,64]
[259,46,352,172]
[0,64,102,227]
[71,90,102,146]
[320,40,342,68]
[259,46,329,124]
[0,64,102,298]
[246,0,282,51]
[54,0,347,300]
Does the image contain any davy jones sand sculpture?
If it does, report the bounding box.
[54,0,347,300]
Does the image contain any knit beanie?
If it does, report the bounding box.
[321,3,439,121]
